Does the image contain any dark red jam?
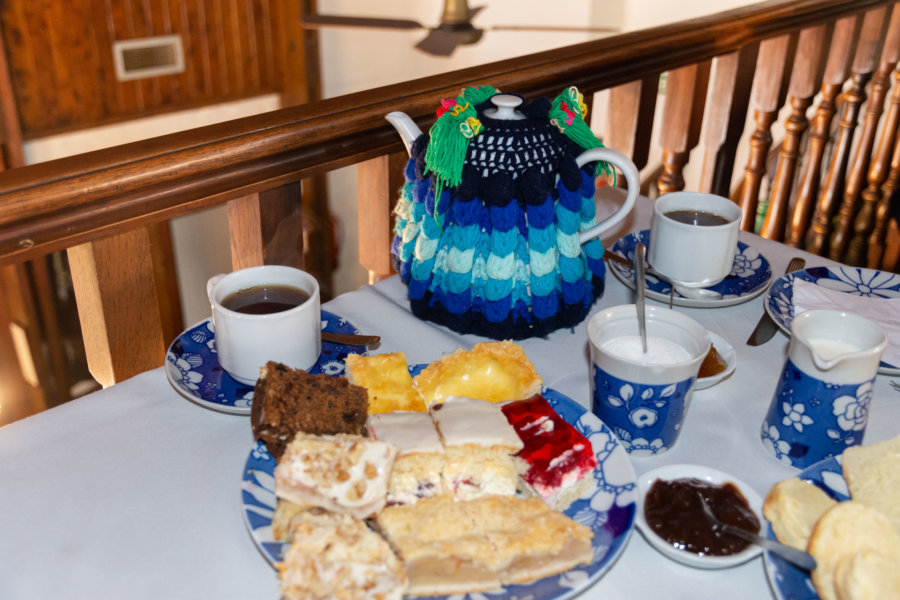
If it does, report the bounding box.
[644,477,760,556]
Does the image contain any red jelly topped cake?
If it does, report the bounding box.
[501,395,597,511]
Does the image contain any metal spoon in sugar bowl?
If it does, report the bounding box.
[635,242,648,354]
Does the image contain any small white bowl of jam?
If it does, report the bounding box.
[636,463,764,569]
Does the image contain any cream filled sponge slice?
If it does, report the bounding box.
[367,411,446,505]
[430,395,524,500]
[412,341,543,406]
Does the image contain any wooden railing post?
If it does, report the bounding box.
[227,183,304,272]
[67,228,166,387]
[357,155,394,283]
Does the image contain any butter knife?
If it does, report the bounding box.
[746,257,806,346]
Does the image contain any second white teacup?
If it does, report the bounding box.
[207,265,321,385]
[648,192,742,288]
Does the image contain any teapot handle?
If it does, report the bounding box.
[575,148,639,245]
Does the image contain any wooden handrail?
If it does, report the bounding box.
[0,0,888,267]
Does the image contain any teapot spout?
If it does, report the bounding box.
[386,111,422,157]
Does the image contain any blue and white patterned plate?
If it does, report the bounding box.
[241,388,638,600]
[608,230,773,308]
[763,455,848,600]
[164,310,365,415]
[764,266,900,375]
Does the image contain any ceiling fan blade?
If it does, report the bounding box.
[415,29,464,56]
[489,24,619,33]
[302,14,425,31]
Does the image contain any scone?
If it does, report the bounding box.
[278,509,408,600]
[808,501,900,600]
[412,341,542,406]
[763,477,837,550]
[833,547,900,600]
[841,434,900,538]
[345,352,426,413]
[274,432,397,520]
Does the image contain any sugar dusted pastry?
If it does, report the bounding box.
[413,341,542,406]
[501,395,598,510]
[367,411,445,505]
[274,432,397,520]
[430,395,524,500]
[279,509,408,600]
[345,352,427,414]
[376,495,593,597]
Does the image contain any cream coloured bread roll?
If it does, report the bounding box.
[842,434,900,538]
[808,501,900,600]
[763,477,837,550]
[833,548,900,600]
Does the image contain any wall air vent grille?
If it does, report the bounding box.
[113,35,185,81]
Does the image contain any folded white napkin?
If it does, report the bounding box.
[793,278,900,366]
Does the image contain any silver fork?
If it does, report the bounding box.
[696,493,817,571]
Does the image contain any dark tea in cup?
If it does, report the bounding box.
[222,285,311,315]
[663,210,730,227]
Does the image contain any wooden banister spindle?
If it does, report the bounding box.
[787,15,860,248]
[227,183,305,271]
[697,45,758,197]
[357,155,394,283]
[658,62,711,196]
[808,8,884,256]
[602,76,659,174]
[846,8,900,265]
[735,35,793,231]
[759,25,827,241]
[859,70,900,270]
[868,119,900,268]
[67,229,166,387]
[830,6,894,261]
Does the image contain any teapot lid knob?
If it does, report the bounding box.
[484,94,526,121]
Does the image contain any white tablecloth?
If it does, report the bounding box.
[1,196,897,600]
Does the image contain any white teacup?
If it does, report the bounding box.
[588,304,710,456]
[207,266,321,385]
[648,192,742,288]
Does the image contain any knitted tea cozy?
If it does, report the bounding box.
[391,86,612,340]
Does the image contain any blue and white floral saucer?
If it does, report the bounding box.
[764,266,900,375]
[763,455,848,600]
[609,230,773,308]
[241,388,638,600]
[164,310,364,415]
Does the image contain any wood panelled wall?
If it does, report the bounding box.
[0,0,290,137]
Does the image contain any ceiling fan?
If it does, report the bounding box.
[301,0,620,57]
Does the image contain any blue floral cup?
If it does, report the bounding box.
[588,305,710,456]
[760,310,886,469]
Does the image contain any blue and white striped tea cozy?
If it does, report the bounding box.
[391,85,614,339]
